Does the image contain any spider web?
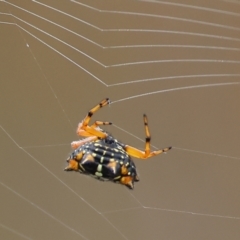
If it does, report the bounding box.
[1,0,240,239]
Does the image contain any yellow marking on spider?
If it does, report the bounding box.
[121,165,128,175]
[107,161,117,174]
[97,164,102,172]
[81,154,94,164]
[114,176,121,180]
[95,172,103,177]
[75,152,83,160]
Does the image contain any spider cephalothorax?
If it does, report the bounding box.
[64,98,171,189]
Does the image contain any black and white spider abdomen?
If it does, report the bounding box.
[67,136,139,189]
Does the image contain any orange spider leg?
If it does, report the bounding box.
[124,114,172,159]
[125,145,172,159]
[76,121,112,137]
[76,98,111,139]
[144,114,151,156]
[77,124,107,139]
[83,98,110,127]
[90,121,112,128]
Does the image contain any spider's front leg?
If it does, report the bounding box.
[124,114,172,159]
[72,121,112,149]
[76,120,112,137]
[76,98,111,139]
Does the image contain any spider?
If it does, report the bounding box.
[64,98,172,189]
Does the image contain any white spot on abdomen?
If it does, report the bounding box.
[97,164,102,172]
[95,172,102,177]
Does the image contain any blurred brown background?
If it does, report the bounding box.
[1,0,240,239]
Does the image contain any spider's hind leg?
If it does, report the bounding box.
[124,114,172,159]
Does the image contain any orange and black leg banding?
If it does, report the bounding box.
[143,114,151,156]
[82,98,110,127]
[124,114,172,159]
[90,121,112,128]
[125,145,172,159]
[76,98,111,139]
[76,122,107,138]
